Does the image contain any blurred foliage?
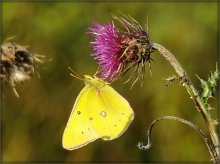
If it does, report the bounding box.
[1,1,219,163]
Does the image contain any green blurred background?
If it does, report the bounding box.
[1,1,219,163]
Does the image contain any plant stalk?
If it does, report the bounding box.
[138,116,219,163]
[152,42,219,160]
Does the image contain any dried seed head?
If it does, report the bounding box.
[1,42,44,97]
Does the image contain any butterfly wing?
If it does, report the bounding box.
[62,85,99,150]
[87,84,134,140]
[63,76,134,150]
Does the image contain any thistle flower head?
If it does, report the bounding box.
[89,15,154,84]
[89,22,123,81]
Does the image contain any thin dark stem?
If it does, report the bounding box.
[151,42,219,159]
[138,116,219,163]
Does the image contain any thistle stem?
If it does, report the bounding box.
[138,116,219,163]
[152,42,219,160]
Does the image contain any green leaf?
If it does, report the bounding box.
[197,64,220,109]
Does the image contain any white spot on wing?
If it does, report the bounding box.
[100,111,107,118]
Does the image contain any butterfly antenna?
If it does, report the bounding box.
[68,67,84,81]
[94,66,102,76]
[94,66,106,81]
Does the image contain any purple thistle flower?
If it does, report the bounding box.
[89,22,123,82]
[89,15,154,84]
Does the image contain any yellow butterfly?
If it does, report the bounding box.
[62,75,134,150]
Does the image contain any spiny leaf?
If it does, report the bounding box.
[197,65,220,109]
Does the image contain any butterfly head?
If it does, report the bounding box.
[84,75,109,89]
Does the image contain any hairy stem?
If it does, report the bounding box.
[152,42,219,159]
[138,116,219,163]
